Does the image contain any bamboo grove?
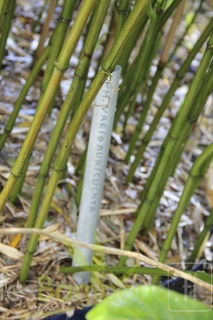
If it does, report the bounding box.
[0,0,212,286]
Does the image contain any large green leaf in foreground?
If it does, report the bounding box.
[86,285,212,320]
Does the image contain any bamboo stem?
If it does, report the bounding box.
[152,142,213,284]
[0,0,97,211]
[27,0,111,228]
[118,31,213,267]
[0,46,50,150]
[18,0,151,283]
[0,0,16,68]
[126,20,213,182]
[41,0,76,93]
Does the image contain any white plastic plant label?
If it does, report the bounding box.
[73,65,122,284]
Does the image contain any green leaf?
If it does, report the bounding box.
[86,285,212,320]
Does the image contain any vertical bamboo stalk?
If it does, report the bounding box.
[114,5,159,126]
[152,142,213,284]
[0,0,16,68]
[126,20,213,182]
[118,31,213,267]
[41,0,76,91]
[18,0,151,283]
[27,0,111,228]
[0,46,50,150]
[7,1,76,201]
[114,0,131,40]
[0,0,97,211]
[0,0,8,28]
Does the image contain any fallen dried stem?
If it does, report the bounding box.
[0,227,212,292]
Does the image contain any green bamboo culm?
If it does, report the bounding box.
[125,0,185,164]
[0,46,50,151]
[60,264,212,284]
[114,0,131,41]
[117,31,213,267]
[122,26,161,131]
[73,0,134,197]
[72,0,113,201]
[166,56,213,180]
[74,148,87,206]
[122,5,160,130]
[187,60,213,263]
[125,0,185,131]
[0,1,74,149]
[0,0,97,212]
[18,0,151,283]
[61,265,170,277]
[41,0,76,93]
[42,0,76,114]
[124,61,162,164]
[113,4,160,126]
[99,0,133,72]
[168,0,204,62]
[71,0,112,115]
[141,31,213,232]
[188,208,213,262]
[0,0,8,30]
[116,6,148,76]
[6,0,76,201]
[126,20,213,181]
[113,0,181,128]
[0,0,16,69]
[9,150,32,204]
[152,142,213,285]
[154,0,167,13]
[26,0,112,228]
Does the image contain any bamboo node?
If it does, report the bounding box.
[10,169,22,178]
[145,198,153,205]
[101,66,112,79]
[52,166,64,174]
[189,171,202,179]
[54,60,69,72]
[26,248,36,255]
[38,173,48,179]
[74,71,86,80]
[143,139,149,146]
[115,6,129,15]
[83,51,92,60]
[188,116,196,124]
[153,5,163,14]
[168,134,179,141]
[60,18,71,25]
[101,66,121,94]
[207,42,213,50]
